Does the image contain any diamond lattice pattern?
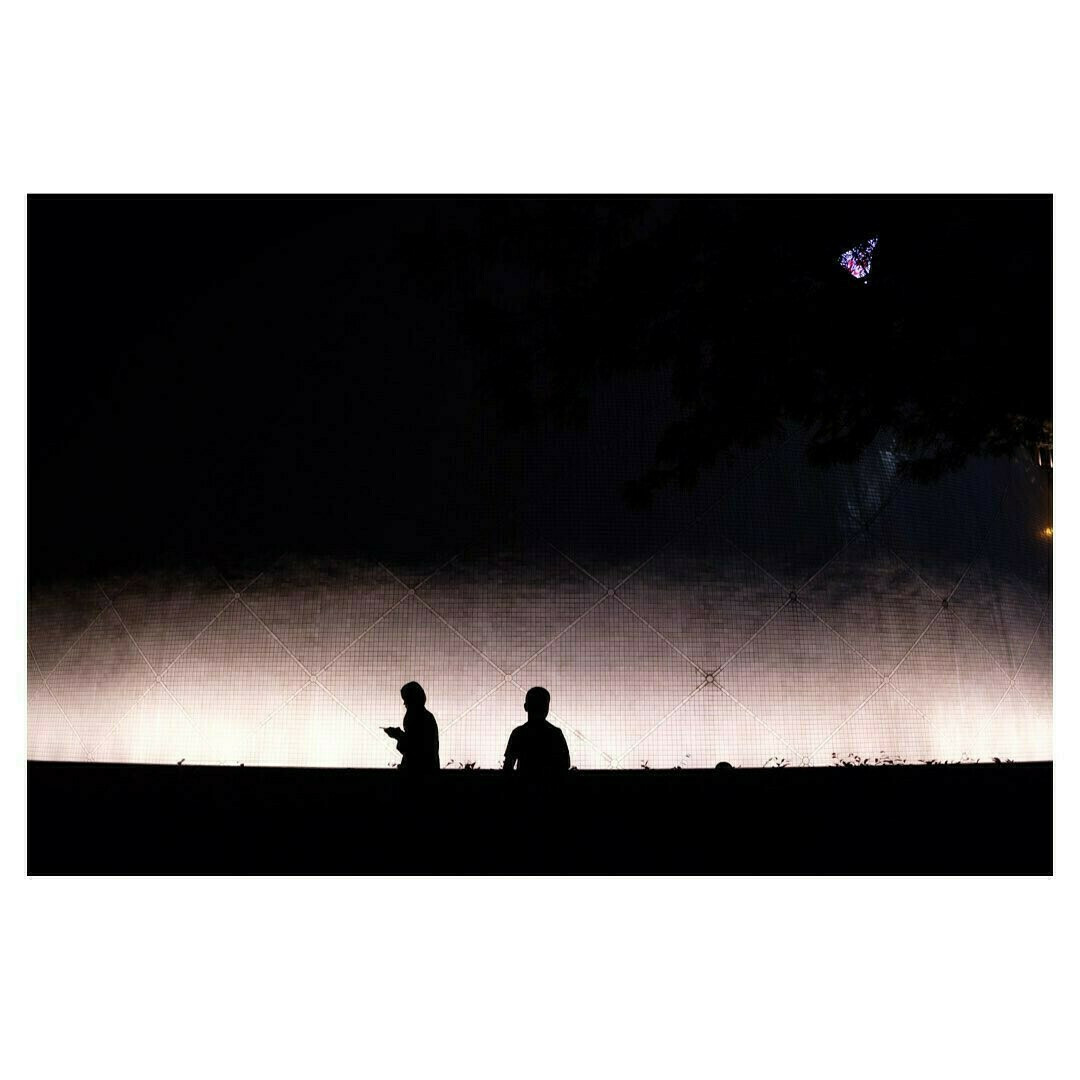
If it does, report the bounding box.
[27,444,1052,767]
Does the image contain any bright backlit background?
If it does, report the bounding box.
[28,386,1052,768]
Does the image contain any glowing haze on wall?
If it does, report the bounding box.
[27,387,1052,769]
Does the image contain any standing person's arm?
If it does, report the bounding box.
[503,729,519,770]
[559,731,570,771]
[400,712,417,759]
[383,721,409,755]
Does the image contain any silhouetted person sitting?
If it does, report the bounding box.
[503,687,570,773]
[383,681,440,771]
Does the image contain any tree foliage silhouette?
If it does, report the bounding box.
[417,198,1051,502]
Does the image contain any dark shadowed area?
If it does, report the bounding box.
[28,197,1052,871]
[31,197,1050,579]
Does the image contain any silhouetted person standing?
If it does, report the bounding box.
[383,681,440,771]
[503,687,570,773]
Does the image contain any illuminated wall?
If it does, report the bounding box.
[27,376,1052,769]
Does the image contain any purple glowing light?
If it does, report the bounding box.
[838,236,878,281]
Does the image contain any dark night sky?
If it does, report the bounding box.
[29,196,1051,581]
[32,198,482,576]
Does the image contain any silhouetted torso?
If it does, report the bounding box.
[504,718,570,773]
[397,707,440,771]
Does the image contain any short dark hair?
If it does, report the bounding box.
[524,686,550,713]
[400,681,426,707]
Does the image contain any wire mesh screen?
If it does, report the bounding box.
[27,371,1052,769]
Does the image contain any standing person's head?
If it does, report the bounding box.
[401,681,427,709]
[524,686,550,720]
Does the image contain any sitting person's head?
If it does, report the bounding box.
[524,686,550,720]
[401,681,427,709]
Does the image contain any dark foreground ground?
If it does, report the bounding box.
[28,761,1052,874]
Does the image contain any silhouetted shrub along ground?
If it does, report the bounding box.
[28,759,1051,874]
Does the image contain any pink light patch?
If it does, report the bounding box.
[838,236,878,281]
